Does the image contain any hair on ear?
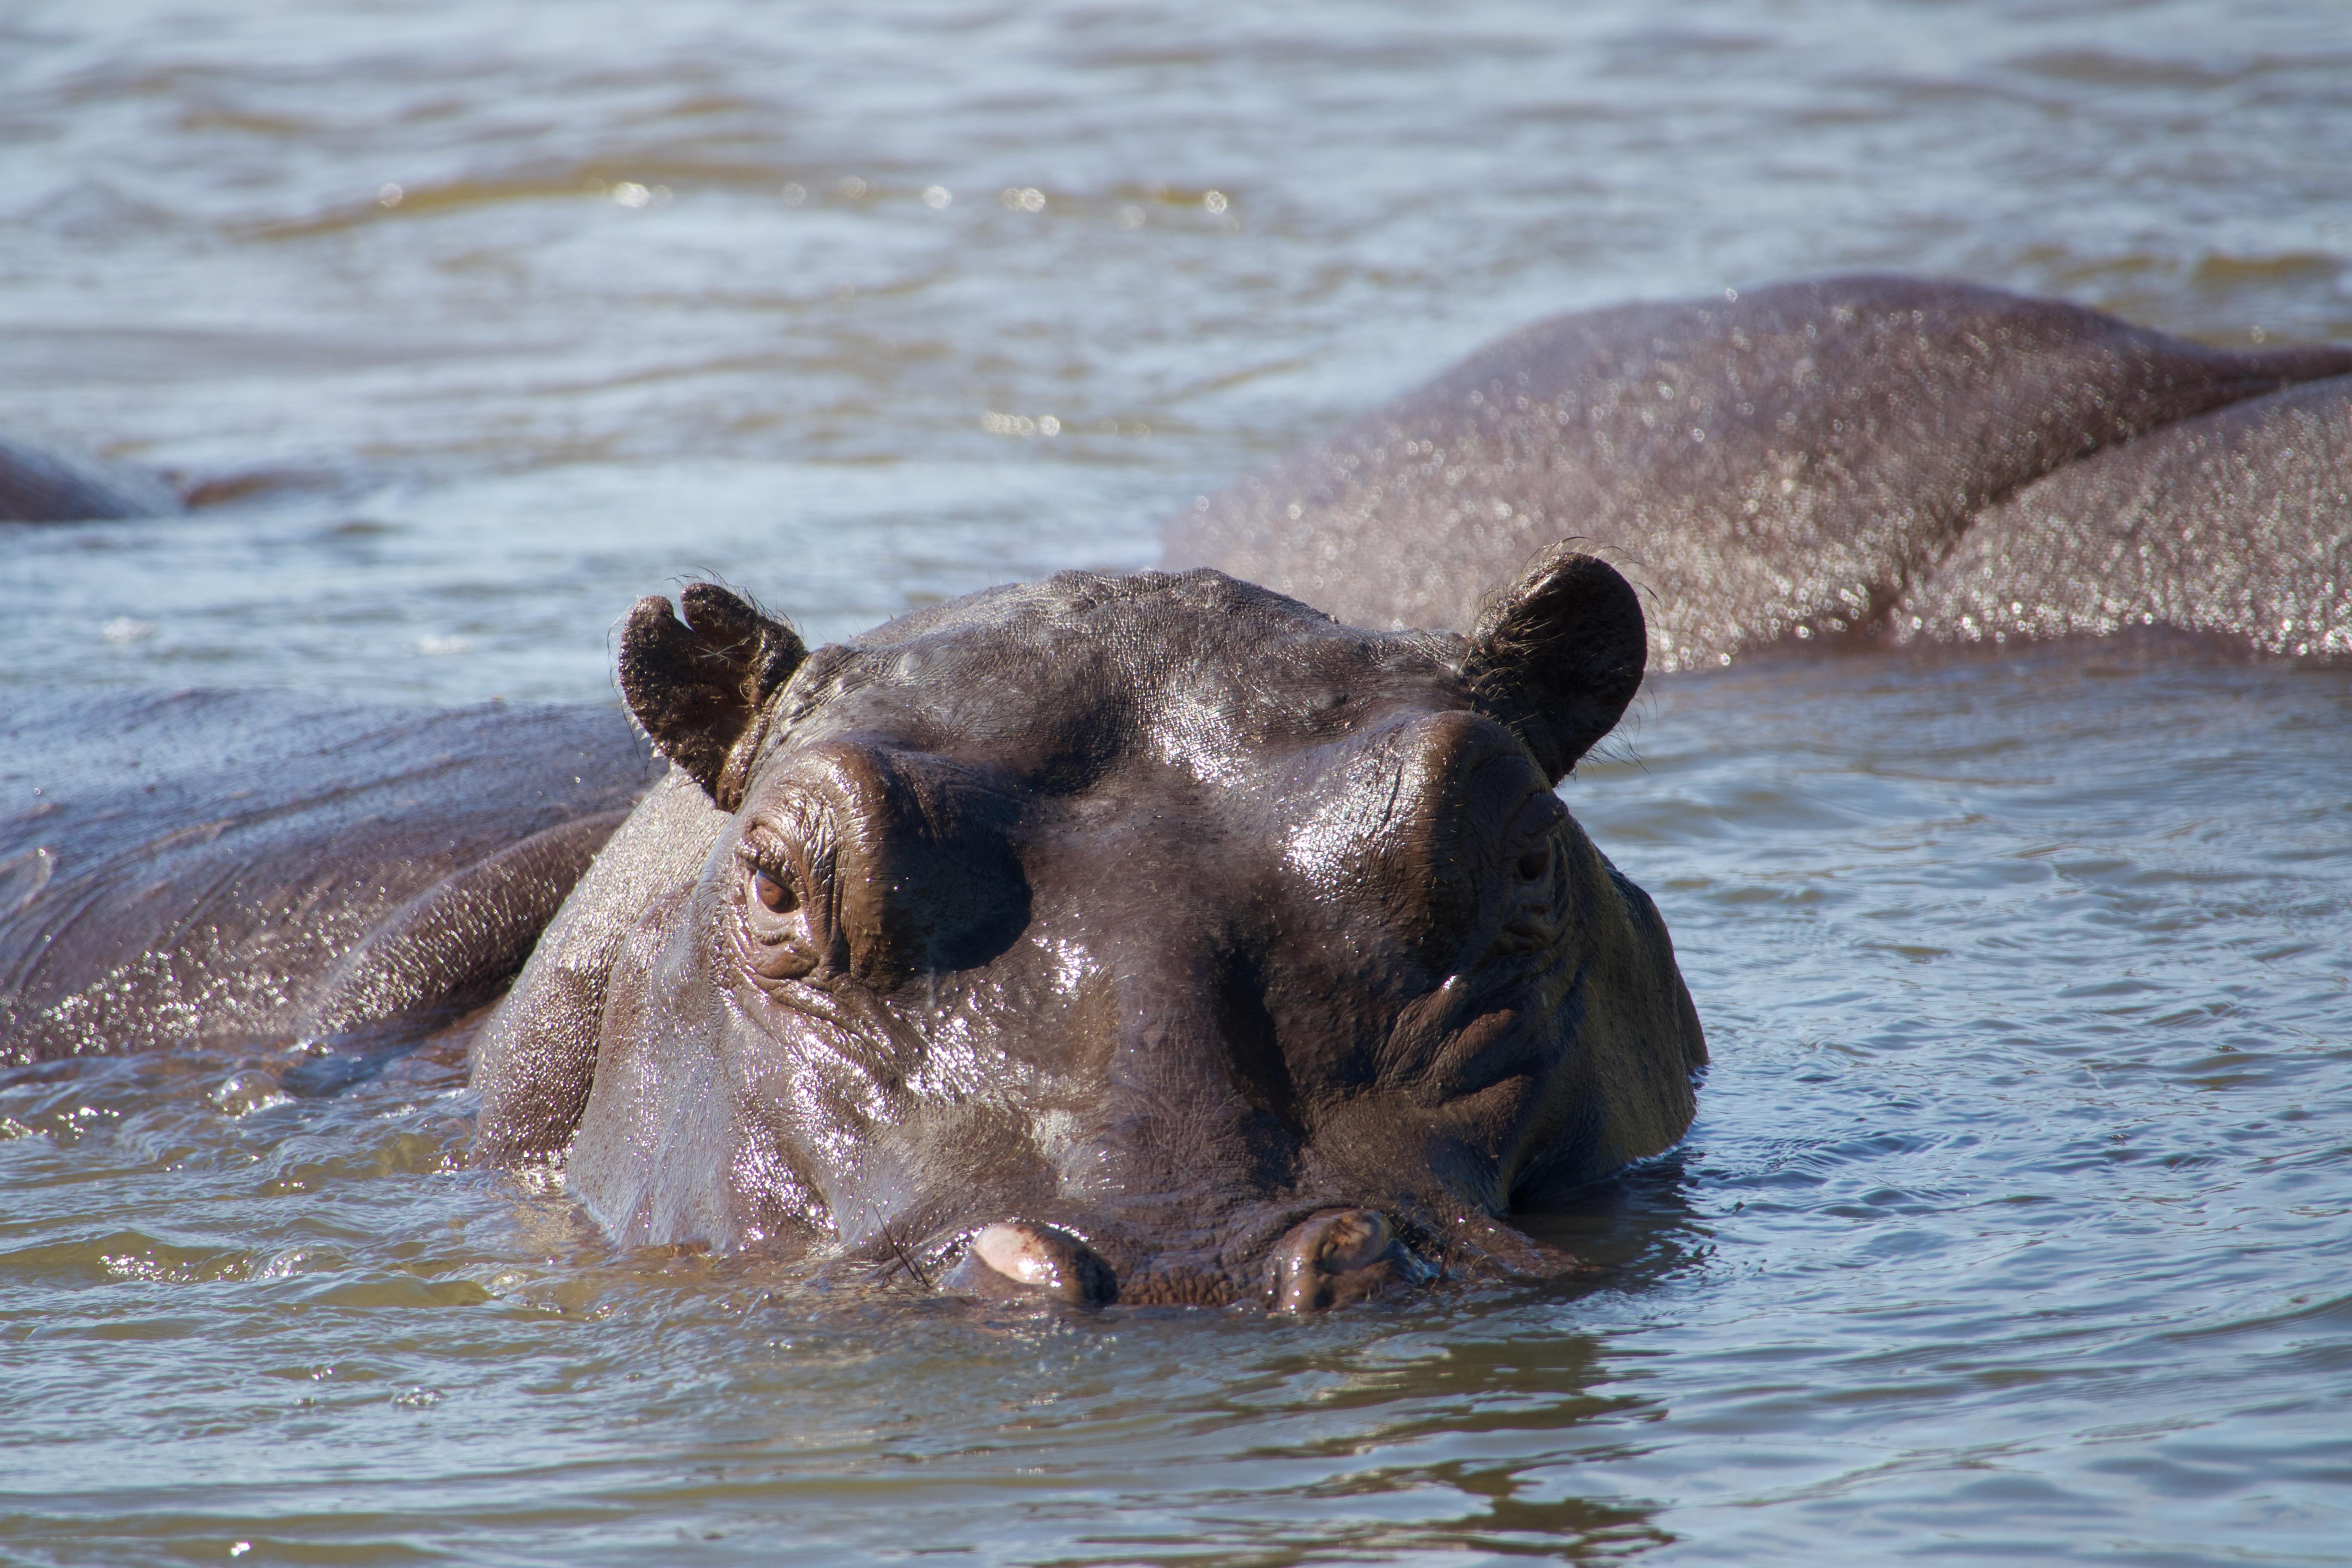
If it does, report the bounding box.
[617,582,808,809]
[1463,547,1646,782]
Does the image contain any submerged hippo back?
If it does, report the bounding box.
[0,690,652,1062]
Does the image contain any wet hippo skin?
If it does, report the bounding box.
[1899,374,2352,655]
[1165,275,2352,668]
[0,692,653,1063]
[472,561,1706,1308]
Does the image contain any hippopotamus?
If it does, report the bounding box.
[8,272,2347,1309]
[1166,274,2352,664]
[0,435,182,522]
[467,559,1703,1305]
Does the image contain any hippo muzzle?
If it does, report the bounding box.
[473,559,1706,1310]
[927,1208,1422,1312]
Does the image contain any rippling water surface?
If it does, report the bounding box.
[3,2,2349,1562]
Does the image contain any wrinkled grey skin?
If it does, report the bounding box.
[1166,275,2352,666]
[0,435,182,522]
[0,692,651,1063]
[472,562,1706,1308]
[1900,374,2352,655]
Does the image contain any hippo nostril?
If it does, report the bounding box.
[1269,1207,1408,1314]
[942,1221,1116,1307]
[1308,1209,1391,1273]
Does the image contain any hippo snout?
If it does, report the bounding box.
[935,1208,1436,1313]
[1266,1208,1418,1313]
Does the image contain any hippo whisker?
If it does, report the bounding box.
[872,1225,934,1292]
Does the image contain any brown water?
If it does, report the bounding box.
[3,2,2350,1562]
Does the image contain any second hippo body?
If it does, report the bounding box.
[1165,275,2352,666]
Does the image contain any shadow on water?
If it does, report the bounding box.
[1516,1148,1713,1292]
[691,1285,1685,1566]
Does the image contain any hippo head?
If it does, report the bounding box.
[526,554,1704,1310]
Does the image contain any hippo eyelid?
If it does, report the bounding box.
[1507,792,1568,854]
[732,838,808,901]
[732,829,832,979]
[736,800,842,891]
[732,834,791,875]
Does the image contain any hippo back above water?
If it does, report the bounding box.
[0,692,649,1064]
[472,557,1705,1308]
[1168,274,2352,665]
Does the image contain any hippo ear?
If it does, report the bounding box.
[618,583,808,810]
[1463,548,1645,782]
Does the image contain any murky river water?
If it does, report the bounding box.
[4,1,2350,1562]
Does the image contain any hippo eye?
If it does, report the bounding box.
[736,840,825,981]
[1505,792,1566,886]
[752,867,796,914]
